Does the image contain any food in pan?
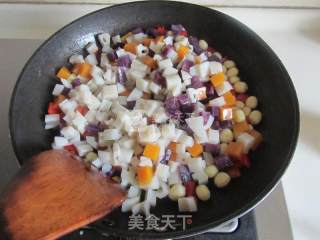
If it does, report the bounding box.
[44,24,263,214]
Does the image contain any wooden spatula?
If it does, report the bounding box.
[0,150,126,240]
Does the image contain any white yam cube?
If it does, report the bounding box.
[158,58,173,70]
[75,143,93,157]
[101,163,112,175]
[181,70,192,86]
[71,112,87,134]
[98,33,111,47]
[121,169,135,187]
[149,41,165,54]
[102,85,118,99]
[128,186,141,198]
[127,88,143,101]
[131,202,143,215]
[103,68,115,84]
[190,61,210,79]
[149,82,161,95]
[85,54,98,66]
[186,88,197,103]
[60,126,80,142]
[204,115,214,130]
[139,156,153,167]
[162,67,178,77]
[161,123,176,140]
[172,128,185,142]
[209,61,223,75]
[208,129,220,144]
[215,81,233,96]
[150,176,160,190]
[153,54,163,61]
[145,189,157,207]
[54,136,69,149]
[86,42,98,54]
[45,114,60,129]
[165,74,181,90]
[131,59,149,72]
[101,128,122,141]
[178,197,198,212]
[91,158,103,168]
[209,96,226,107]
[60,79,72,88]
[168,171,182,185]
[93,74,105,85]
[169,161,181,173]
[121,196,140,213]
[171,84,183,97]
[155,163,170,182]
[99,99,112,112]
[98,150,113,164]
[127,69,146,82]
[69,54,84,64]
[141,201,151,216]
[100,53,110,68]
[156,181,169,199]
[52,84,64,96]
[133,32,146,41]
[186,116,207,141]
[153,108,169,123]
[136,78,149,92]
[192,171,209,184]
[112,34,121,44]
[86,136,98,149]
[119,148,134,163]
[164,36,173,45]
[237,132,255,153]
[178,134,194,148]
[187,158,205,173]
[138,124,161,143]
[176,143,186,156]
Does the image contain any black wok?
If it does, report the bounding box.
[9,1,299,239]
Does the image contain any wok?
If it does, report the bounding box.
[9,1,299,239]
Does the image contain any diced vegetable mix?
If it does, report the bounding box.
[45,24,263,215]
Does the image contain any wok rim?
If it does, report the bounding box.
[9,1,300,239]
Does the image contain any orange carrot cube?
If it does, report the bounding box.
[72,63,81,74]
[124,43,138,54]
[142,92,151,99]
[220,107,233,121]
[233,121,250,137]
[227,142,244,159]
[177,45,189,60]
[141,55,157,69]
[194,56,201,64]
[56,66,71,79]
[168,142,177,152]
[137,166,153,187]
[187,143,203,157]
[143,38,152,47]
[170,152,177,161]
[248,130,263,150]
[78,63,92,79]
[210,72,225,88]
[223,91,236,106]
[143,144,160,161]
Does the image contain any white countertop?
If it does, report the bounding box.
[0,3,319,240]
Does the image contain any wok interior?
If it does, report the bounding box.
[10,1,298,238]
